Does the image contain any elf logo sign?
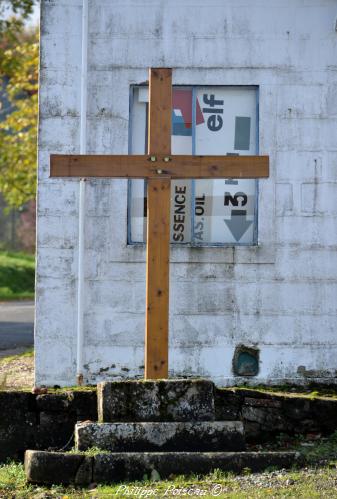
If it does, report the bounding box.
[172,89,204,136]
[172,91,224,134]
[202,94,224,131]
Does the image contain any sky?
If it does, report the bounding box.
[27,3,40,27]
[2,1,40,26]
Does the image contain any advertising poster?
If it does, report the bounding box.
[129,86,257,245]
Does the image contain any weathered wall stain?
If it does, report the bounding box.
[36,0,337,386]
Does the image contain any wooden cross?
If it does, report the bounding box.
[50,68,269,380]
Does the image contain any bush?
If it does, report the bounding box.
[0,251,34,299]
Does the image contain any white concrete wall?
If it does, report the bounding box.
[36,0,337,386]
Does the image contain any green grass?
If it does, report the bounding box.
[0,251,35,300]
[1,432,337,497]
[50,385,97,393]
[1,433,337,496]
[299,430,337,464]
[3,462,337,498]
[0,348,34,364]
[224,384,337,399]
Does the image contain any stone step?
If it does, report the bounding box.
[98,379,214,422]
[75,421,245,452]
[25,450,302,485]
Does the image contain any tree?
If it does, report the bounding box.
[0,0,35,44]
[0,26,38,208]
[16,198,36,251]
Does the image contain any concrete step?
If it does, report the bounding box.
[25,450,302,485]
[98,379,215,422]
[75,421,245,452]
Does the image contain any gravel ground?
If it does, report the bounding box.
[0,350,34,390]
[226,466,337,496]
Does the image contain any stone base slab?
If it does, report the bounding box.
[75,421,245,452]
[25,450,93,485]
[25,450,301,485]
[97,379,215,422]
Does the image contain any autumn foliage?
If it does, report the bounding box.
[0,29,38,208]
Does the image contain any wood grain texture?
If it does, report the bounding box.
[145,68,172,379]
[148,68,172,155]
[145,177,170,379]
[50,154,269,179]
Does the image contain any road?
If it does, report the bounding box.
[0,301,34,352]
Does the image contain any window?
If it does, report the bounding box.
[128,86,258,246]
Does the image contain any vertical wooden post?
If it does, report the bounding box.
[145,68,172,379]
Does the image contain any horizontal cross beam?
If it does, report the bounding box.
[50,154,269,180]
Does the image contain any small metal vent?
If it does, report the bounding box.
[233,345,259,377]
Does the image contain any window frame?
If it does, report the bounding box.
[127,84,260,247]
